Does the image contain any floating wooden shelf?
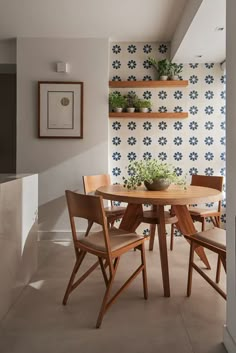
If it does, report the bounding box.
[109,80,188,88]
[109,112,188,119]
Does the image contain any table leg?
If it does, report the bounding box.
[157,205,170,297]
[173,205,211,269]
[119,203,143,232]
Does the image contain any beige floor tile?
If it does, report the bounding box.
[0,236,227,353]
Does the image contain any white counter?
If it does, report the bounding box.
[0,174,38,320]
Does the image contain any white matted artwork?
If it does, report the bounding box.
[38,81,83,138]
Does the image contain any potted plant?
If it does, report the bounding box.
[135,98,151,113]
[124,92,139,113]
[122,159,185,190]
[109,92,126,112]
[170,63,183,80]
[148,57,171,80]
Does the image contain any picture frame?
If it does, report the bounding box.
[38,81,83,138]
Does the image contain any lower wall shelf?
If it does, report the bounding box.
[109,112,188,119]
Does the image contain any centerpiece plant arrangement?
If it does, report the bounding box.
[122,159,186,191]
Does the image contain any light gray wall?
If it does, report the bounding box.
[16,38,109,232]
[224,0,236,351]
[0,39,16,64]
[170,0,203,60]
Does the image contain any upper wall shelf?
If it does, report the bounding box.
[109,112,188,119]
[109,80,189,88]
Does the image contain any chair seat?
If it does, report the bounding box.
[189,207,220,217]
[80,228,144,252]
[104,206,126,217]
[141,210,178,225]
[191,227,226,251]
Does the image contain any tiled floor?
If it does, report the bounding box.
[0,236,226,353]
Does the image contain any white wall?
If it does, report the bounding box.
[170,0,203,61]
[224,1,236,351]
[16,38,109,233]
[0,39,16,64]
[0,174,38,320]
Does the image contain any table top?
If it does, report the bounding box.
[96,184,222,205]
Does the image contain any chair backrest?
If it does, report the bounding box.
[83,174,111,194]
[65,190,111,254]
[191,175,223,211]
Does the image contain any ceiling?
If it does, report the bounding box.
[172,0,226,63]
[0,0,226,63]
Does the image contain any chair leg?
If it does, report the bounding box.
[149,224,156,251]
[109,220,115,228]
[141,242,148,300]
[201,219,205,231]
[62,250,86,305]
[220,254,226,272]
[187,241,196,297]
[96,258,120,328]
[99,257,109,287]
[170,224,174,251]
[216,255,221,283]
[214,215,220,228]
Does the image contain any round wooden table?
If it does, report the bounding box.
[96,184,222,297]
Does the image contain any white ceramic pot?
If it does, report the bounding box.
[126,107,135,113]
[139,108,148,113]
[160,76,168,81]
[170,75,179,80]
[114,107,123,113]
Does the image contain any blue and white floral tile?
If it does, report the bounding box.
[110,42,169,81]
[109,42,226,230]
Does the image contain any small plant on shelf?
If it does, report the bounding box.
[122,159,185,191]
[109,92,127,112]
[148,57,171,80]
[135,98,151,112]
[124,92,139,113]
[170,63,183,80]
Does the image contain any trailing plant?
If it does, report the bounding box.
[122,159,186,190]
[109,92,126,109]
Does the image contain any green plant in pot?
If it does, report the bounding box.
[124,92,139,113]
[148,57,171,80]
[122,159,185,191]
[135,98,151,113]
[109,92,126,112]
[170,63,183,80]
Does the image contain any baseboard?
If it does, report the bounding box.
[223,325,236,353]
[38,231,72,241]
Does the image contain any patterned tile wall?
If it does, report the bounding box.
[109,42,226,235]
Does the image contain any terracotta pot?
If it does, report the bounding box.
[144,178,170,191]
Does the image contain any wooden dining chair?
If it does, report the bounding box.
[184,227,226,300]
[188,175,224,231]
[170,175,223,242]
[170,175,223,281]
[63,191,148,328]
[83,174,126,228]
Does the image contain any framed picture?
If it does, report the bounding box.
[38,81,83,138]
